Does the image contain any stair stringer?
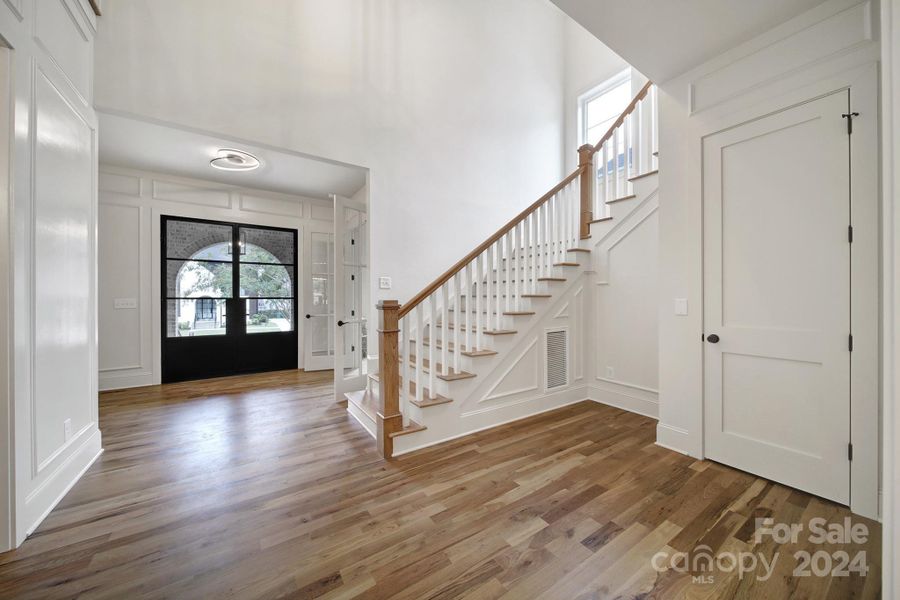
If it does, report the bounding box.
[391,272,590,456]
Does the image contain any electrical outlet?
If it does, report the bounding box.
[379,276,392,290]
[64,418,72,441]
[606,366,615,378]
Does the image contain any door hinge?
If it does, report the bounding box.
[849,334,854,352]
[701,333,705,342]
[842,112,859,135]
[350,274,355,281]
[848,225,853,243]
[351,238,356,245]
[848,442,853,461]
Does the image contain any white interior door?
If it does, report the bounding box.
[303,227,334,371]
[333,195,369,399]
[703,90,851,504]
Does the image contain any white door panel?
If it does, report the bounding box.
[333,195,368,399]
[304,228,334,371]
[703,90,850,504]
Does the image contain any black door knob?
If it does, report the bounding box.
[707,334,720,343]
[337,320,345,327]
[305,314,311,319]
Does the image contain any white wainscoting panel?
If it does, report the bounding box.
[239,193,304,218]
[32,65,95,469]
[34,0,94,105]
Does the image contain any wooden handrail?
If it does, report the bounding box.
[398,165,586,317]
[591,80,653,155]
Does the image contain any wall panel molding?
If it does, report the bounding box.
[689,1,873,113]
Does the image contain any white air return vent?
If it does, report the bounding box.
[545,328,568,390]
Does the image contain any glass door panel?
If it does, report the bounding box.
[304,231,334,371]
[239,226,296,335]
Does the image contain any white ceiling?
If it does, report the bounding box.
[98,111,367,199]
[549,0,830,82]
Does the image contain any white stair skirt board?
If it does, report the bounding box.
[392,386,588,456]
[346,402,376,439]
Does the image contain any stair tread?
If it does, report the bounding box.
[366,374,454,408]
[438,323,519,335]
[390,420,426,438]
[606,194,636,204]
[537,277,566,282]
[521,293,552,298]
[552,262,580,267]
[400,356,477,381]
[411,339,498,357]
[567,248,591,253]
[448,309,535,316]
[628,169,658,182]
[589,216,613,224]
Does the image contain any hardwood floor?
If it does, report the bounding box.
[0,370,881,599]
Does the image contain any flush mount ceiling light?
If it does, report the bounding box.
[210,148,261,172]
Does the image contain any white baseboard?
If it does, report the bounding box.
[19,428,103,544]
[99,373,155,391]
[655,422,695,456]
[589,384,659,419]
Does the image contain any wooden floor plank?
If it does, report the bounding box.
[0,369,881,599]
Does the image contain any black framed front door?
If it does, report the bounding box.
[161,215,298,383]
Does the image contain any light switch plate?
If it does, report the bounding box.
[674,298,688,316]
[378,277,392,290]
[114,298,138,309]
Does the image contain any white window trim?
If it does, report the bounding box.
[577,68,632,147]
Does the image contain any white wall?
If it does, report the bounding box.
[655,0,881,518]
[0,0,101,549]
[591,190,660,416]
[98,165,337,390]
[91,0,596,312]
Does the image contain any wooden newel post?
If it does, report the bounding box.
[376,300,402,458]
[577,144,594,240]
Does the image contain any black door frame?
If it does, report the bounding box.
[161,215,299,383]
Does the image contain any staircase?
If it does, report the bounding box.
[346,82,659,457]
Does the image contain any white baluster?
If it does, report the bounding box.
[464,263,472,354]
[401,314,409,426]
[528,214,535,298]
[415,305,423,406]
[602,142,610,207]
[651,86,659,169]
[513,223,520,311]
[453,274,460,373]
[441,284,449,376]
[486,245,493,333]
[429,294,436,398]
[541,202,548,278]
[495,241,502,328]
[504,231,511,313]
[614,126,622,200]
[625,112,632,191]
[476,254,484,350]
